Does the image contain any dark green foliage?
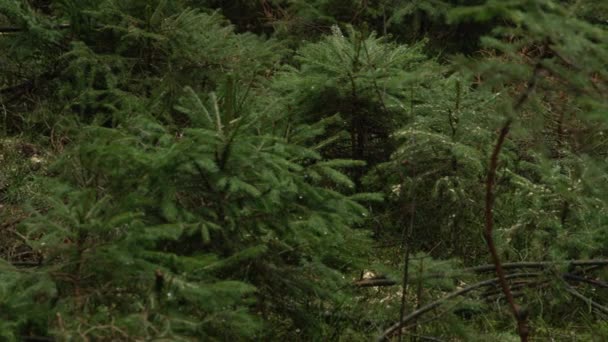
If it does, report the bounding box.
[274,26,428,188]
[365,75,497,260]
[3,69,374,340]
[1,0,607,340]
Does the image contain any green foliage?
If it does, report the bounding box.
[364,74,498,260]
[1,0,607,340]
[2,76,373,339]
[274,25,429,188]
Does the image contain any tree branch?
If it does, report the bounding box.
[563,282,608,316]
[355,277,397,287]
[481,53,547,342]
[462,259,608,275]
[376,273,541,341]
[563,273,608,289]
[356,259,608,286]
[484,116,529,340]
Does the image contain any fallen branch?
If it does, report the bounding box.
[483,280,551,302]
[564,273,608,289]
[404,333,446,342]
[376,273,541,341]
[462,259,608,275]
[355,277,397,287]
[358,259,608,286]
[563,282,608,316]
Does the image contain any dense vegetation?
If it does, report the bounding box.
[1,0,607,340]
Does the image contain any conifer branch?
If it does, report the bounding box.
[0,23,71,34]
[0,69,60,97]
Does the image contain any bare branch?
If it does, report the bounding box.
[484,117,529,340]
[355,277,397,287]
[481,51,547,342]
[563,273,608,289]
[563,283,608,316]
[376,273,541,341]
[357,259,608,286]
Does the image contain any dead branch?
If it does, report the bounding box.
[563,283,608,316]
[563,273,608,289]
[357,259,608,286]
[481,53,546,342]
[461,259,608,275]
[376,273,541,341]
[355,277,397,287]
[484,117,529,340]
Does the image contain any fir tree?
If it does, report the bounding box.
[1,0,607,340]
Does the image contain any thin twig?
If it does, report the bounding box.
[397,84,417,342]
[482,53,546,342]
[484,116,528,340]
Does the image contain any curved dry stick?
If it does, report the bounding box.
[376,272,541,341]
[484,118,530,341]
[481,57,545,342]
